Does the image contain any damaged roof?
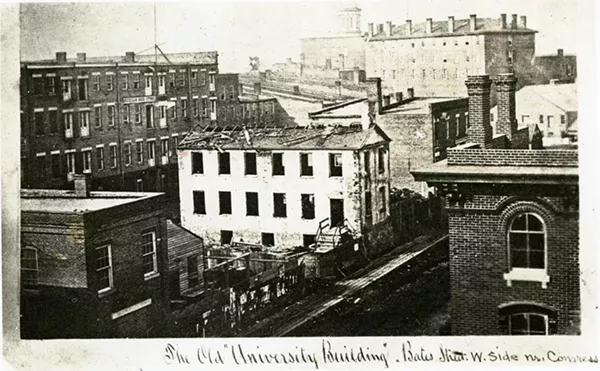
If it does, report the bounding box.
[178,124,391,151]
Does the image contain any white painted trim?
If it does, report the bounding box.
[200,68,207,71]
[147,138,156,142]
[81,147,92,152]
[62,109,74,113]
[171,133,179,137]
[46,73,56,77]
[33,108,44,113]
[105,72,115,75]
[77,75,89,79]
[169,97,177,101]
[106,102,116,106]
[91,72,101,76]
[109,142,117,146]
[60,76,73,80]
[504,268,550,289]
[132,71,141,74]
[35,152,46,157]
[64,149,76,154]
[95,144,105,148]
[78,107,91,112]
[135,138,143,142]
[75,64,115,68]
[192,95,199,99]
[180,96,187,100]
[160,136,169,140]
[191,69,198,72]
[32,74,42,78]
[47,107,58,111]
[144,72,153,76]
[179,69,186,73]
[201,95,208,98]
[169,69,176,73]
[120,71,129,74]
[50,150,60,155]
[111,298,152,320]
[93,103,102,107]
[124,139,132,144]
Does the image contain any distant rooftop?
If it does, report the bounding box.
[512,83,577,112]
[21,189,163,214]
[178,124,390,151]
[22,51,218,67]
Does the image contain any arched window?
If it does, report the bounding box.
[499,304,557,335]
[508,213,545,269]
[21,246,38,287]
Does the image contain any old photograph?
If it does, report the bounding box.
[5,0,594,358]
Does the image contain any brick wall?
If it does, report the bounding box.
[447,149,578,167]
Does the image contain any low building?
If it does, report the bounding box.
[411,74,580,336]
[20,175,169,338]
[166,220,205,300]
[308,78,469,194]
[177,123,392,255]
[490,82,577,146]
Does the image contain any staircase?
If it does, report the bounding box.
[312,218,357,252]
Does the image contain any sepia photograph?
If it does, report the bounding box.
[1,0,598,369]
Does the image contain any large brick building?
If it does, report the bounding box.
[366,13,540,97]
[20,176,170,338]
[411,74,580,335]
[177,123,392,253]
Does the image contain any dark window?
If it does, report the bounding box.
[378,147,386,174]
[560,115,566,124]
[272,153,285,175]
[193,191,206,214]
[96,147,104,170]
[220,230,233,245]
[261,233,275,247]
[365,191,372,223]
[246,192,259,216]
[49,110,58,133]
[364,151,370,177]
[244,152,257,175]
[300,153,313,176]
[192,152,204,174]
[51,154,60,178]
[379,186,387,215]
[78,78,88,101]
[539,115,544,124]
[301,194,315,219]
[273,193,287,217]
[508,213,545,269]
[303,234,316,248]
[329,153,343,177]
[499,304,557,335]
[187,255,199,288]
[21,247,38,287]
[330,198,344,227]
[46,76,56,94]
[141,230,157,275]
[34,112,44,135]
[218,152,231,175]
[219,191,232,215]
[36,155,46,179]
[32,77,43,95]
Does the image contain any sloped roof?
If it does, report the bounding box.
[178,124,390,151]
[370,16,535,41]
[167,220,204,256]
[516,83,578,112]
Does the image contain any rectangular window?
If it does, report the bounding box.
[32,77,43,95]
[560,115,566,124]
[210,100,216,114]
[124,143,132,166]
[36,155,46,178]
[187,255,199,288]
[34,111,44,135]
[147,141,156,160]
[94,106,102,128]
[172,136,179,153]
[244,152,257,175]
[273,193,287,218]
[96,147,104,170]
[192,152,204,174]
[170,103,177,120]
[106,75,113,91]
[47,76,55,95]
[121,74,128,90]
[179,72,186,86]
[66,152,76,174]
[191,71,198,85]
[261,233,275,247]
[107,105,115,126]
[136,141,144,162]
[169,73,175,87]
[379,186,387,215]
[301,194,315,220]
[219,191,232,215]
[364,151,371,177]
[300,153,313,176]
[122,105,130,124]
[134,103,141,124]
[21,247,39,287]
[79,111,90,137]
[82,149,92,173]
[141,230,158,276]
[133,74,140,89]
[51,153,60,177]
[181,99,188,118]
[303,234,316,248]
[193,191,206,214]
[220,87,226,100]
[220,230,233,245]
[93,75,100,91]
[95,244,113,292]
[329,153,343,177]
[246,192,259,216]
[539,115,544,124]
[109,144,117,168]
[193,98,199,117]
[161,139,169,157]
[365,191,373,222]
[62,80,72,101]
[378,147,385,174]
[64,112,74,138]
[218,152,230,174]
[272,153,285,175]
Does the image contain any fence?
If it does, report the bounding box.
[389,192,446,246]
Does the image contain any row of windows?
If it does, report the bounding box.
[33,137,178,177]
[217,230,295,248]
[30,70,216,97]
[375,67,484,82]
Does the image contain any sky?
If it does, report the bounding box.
[20,0,584,73]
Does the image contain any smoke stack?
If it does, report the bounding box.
[56,52,67,63]
[73,174,91,197]
[426,18,433,34]
[406,20,412,35]
[366,77,383,115]
[493,73,518,141]
[465,75,493,148]
[385,21,393,37]
[253,82,261,96]
[395,92,403,103]
[469,14,477,32]
[76,53,86,63]
[368,23,374,37]
[557,49,564,57]
[406,87,414,99]
[511,14,518,29]
[383,94,391,107]
[377,24,384,34]
[448,16,455,33]
[125,51,135,63]
[520,15,527,28]
[500,14,507,29]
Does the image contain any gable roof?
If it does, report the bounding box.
[516,83,577,112]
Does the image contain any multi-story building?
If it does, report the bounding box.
[533,49,577,84]
[365,13,539,97]
[177,123,392,252]
[20,175,170,338]
[20,51,289,199]
[308,78,469,193]
[411,74,580,335]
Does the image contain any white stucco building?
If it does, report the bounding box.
[177,124,391,250]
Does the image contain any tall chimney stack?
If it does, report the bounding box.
[377,24,384,34]
[520,15,527,28]
[511,14,518,29]
[557,48,564,57]
[76,53,86,63]
[385,21,393,36]
[493,73,518,141]
[383,94,391,107]
[406,87,415,99]
[448,16,455,33]
[125,51,135,63]
[469,14,477,32]
[500,14,507,29]
[426,18,433,34]
[366,77,383,116]
[368,23,374,37]
[395,92,403,103]
[253,82,262,96]
[73,174,91,197]
[56,52,67,63]
[406,19,412,35]
[465,75,493,148]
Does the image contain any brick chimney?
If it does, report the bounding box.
[493,73,518,141]
[73,174,91,197]
[385,21,393,36]
[253,82,262,96]
[469,14,477,32]
[395,92,403,103]
[406,19,412,35]
[426,18,433,34]
[511,14,518,29]
[125,51,135,63]
[383,94,391,107]
[56,52,67,63]
[77,53,86,63]
[377,24,384,34]
[465,75,493,148]
[557,48,564,57]
[368,23,374,37]
[520,15,527,28]
[366,77,383,116]
[500,14,507,29]
[448,16,455,33]
[406,87,414,99]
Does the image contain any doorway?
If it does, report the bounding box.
[330,198,344,228]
